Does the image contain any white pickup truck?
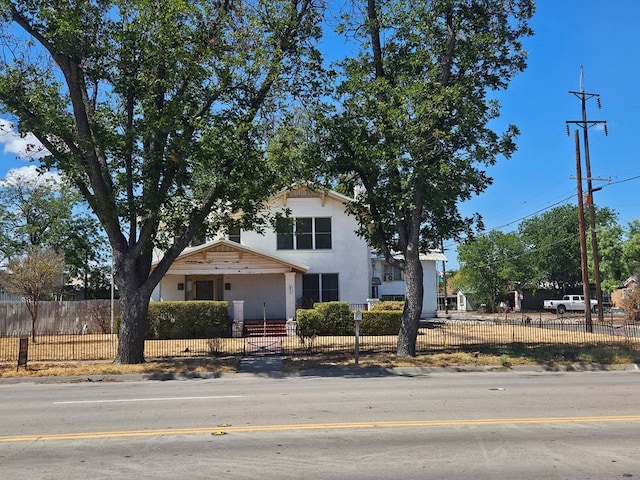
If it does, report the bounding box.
[543,295,598,314]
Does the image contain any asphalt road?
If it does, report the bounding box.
[2,369,640,479]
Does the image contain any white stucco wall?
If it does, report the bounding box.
[152,275,185,302]
[241,194,371,307]
[223,273,285,320]
[373,259,439,318]
[421,260,438,318]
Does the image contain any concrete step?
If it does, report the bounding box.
[244,324,288,337]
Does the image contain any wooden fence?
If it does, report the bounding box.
[0,300,119,334]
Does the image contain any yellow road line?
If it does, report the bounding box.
[2,415,640,443]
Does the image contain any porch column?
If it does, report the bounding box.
[284,272,296,320]
[367,298,380,311]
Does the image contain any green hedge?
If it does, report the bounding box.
[295,308,324,341]
[296,302,403,338]
[371,301,405,311]
[360,310,402,335]
[313,302,352,335]
[296,301,351,340]
[146,301,230,339]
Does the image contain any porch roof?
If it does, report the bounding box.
[161,239,309,275]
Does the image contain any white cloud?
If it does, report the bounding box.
[0,118,50,159]
[1,165,62,188]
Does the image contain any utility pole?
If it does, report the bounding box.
[441,239,448,314]
[566,71,608,324]
[574,130,593,332]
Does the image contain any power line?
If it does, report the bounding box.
[442,172,640,256]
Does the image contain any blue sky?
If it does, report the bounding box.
[451,1,640,267]
[1,1,639,269]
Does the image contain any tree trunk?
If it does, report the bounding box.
[115,287,150,364]
[397,247,423,357]
[30,305,37,343]
[113,249,155,364]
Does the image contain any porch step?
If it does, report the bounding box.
[244,323,288,337]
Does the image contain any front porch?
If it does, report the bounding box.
[153,239,309,322]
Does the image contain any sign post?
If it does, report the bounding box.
[17,336,28,371]
[353,310,362,366]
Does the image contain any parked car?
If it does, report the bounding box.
[543,295,598,314]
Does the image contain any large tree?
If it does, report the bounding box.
[457,230,528,311]
[317,0,534,355]
[591,207,624,294]
[518,204,582,293]
[0,167,107,286]
[622,219,640,279]
[0,0,323,363]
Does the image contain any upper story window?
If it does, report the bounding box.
[277,217,332,250]
[189,235,206,247]
[228,226,241,244]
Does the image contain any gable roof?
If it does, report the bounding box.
[269,183,354,208]
[160,239,309,275]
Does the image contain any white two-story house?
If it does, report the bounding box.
[151,184,444,324]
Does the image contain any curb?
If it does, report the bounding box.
[1,362,638,385]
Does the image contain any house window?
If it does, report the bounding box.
[315,217,332,249]
[296,218,313,249]
[277,217,332,250]
[302,273,339,302]
[276,218,294,249]
[188,235,206,247]
[228,226,241,244]
[383,263,403,281]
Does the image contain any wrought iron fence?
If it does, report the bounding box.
[1,317,639,363]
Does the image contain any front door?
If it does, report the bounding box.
[187,277,224,300]
[195,280,215,300]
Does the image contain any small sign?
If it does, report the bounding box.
[17,336,28,371]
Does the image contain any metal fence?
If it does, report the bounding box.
[2,317,639,363]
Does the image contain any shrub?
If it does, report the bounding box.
[621,287,640,323]
[146,301,230,339]
[313,302,352,335]
[359,310,402,335]
[371,301,404,311]
[296,308,324,342]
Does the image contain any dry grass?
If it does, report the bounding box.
[283,344,640,371]
[2,344,639,379]
[0,334,246,362]
[1,357,239,378]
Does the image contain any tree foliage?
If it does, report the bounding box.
[0,0,324,362]
[458,204,640,304]
[316,0,534,355]
[457,230,527,310]
[0,247,64,341]
[0,167,107,283]
[591,207,624,294]
[622,220,640,278]
[518,204,582,292]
